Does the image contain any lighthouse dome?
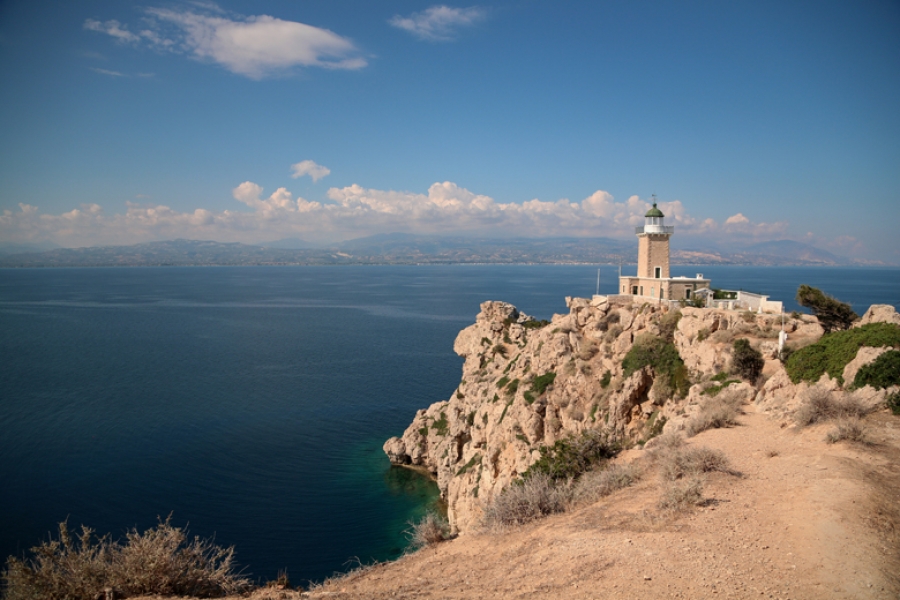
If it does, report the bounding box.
[645,203,665,218]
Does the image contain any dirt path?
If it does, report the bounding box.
[292,404,899,600]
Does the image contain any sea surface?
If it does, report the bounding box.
[1,265,897,585]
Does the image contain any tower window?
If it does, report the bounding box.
[654,266,661,279]
[632,286,638,295]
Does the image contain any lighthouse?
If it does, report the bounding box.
[619,198,710,302]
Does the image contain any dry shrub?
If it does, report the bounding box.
[3,517,250,600]
[710,329,736,344]
[482,473,569,528]
[571,463,640,505]
[684,389,744,437]
[405,512,450,550]
[603,324,623,344]
[658,446,735,481]
[794,386,870,427]
[577,340,598,361]
[825,417,868,444]
[658,476,705,511]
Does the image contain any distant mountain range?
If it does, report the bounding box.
[0,236,884,267]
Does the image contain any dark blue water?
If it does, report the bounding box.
[0,265,897,585]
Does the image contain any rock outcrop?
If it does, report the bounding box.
[384,297,834,533]
[385,296,900,533]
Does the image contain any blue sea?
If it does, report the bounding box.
[1,265,898,585]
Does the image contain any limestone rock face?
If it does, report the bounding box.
[842,346,892,387]
[855,304,900,327]
[383,299,834,534]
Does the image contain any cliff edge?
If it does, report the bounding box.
[382,297,868,533]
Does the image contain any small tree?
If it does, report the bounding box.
[796,285,858,333]
[732,338,764,382]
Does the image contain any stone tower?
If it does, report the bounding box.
[636,202,673,280]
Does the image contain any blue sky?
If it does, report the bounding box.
[0,1,897,261]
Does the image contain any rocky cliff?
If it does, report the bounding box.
[384,298,898,533]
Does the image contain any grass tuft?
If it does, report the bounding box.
[571,463,640,505]
[793,387,870,427]
[825,417,868,444]
[658,477,705,511]
[2,516,250,600]
[684,389,744,437]
[482,473,569,528]
[405,512,450,550]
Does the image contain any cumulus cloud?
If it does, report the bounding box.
[0,182,794,249]
[725,213,749,225]
[290,160,331,182]
[85,5,366,78]
[389,5,486,41]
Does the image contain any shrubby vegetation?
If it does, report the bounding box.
[521,430,618,482]
[784,323,900,384]
[2,517,249,600]
[406,512,450,549]
[796,284,858,333]
[684,389,744,437]
[731,338,764,382]
[793,387,871,427]
[851,349,900,390]
[622,334,690,397]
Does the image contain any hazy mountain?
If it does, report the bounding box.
[741,240,842,265]
[0,242,60,255]
[0,235,878,268]
[256,237,318,250]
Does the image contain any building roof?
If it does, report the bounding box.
[645,203,665,218]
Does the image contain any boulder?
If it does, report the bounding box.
[855,304,900,327]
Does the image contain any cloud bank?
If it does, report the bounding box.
[0,181,789,250]
[85,6,366,78]
[389,5,486,41]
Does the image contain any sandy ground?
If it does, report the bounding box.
[279,403,900,600]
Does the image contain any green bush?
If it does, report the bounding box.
[887,391,900,416]
[521,430,618,481]
[622,334,690,397]
[522,319,551,329]
[2,518,249,600]
[530,372,556,396]
[851,350,900,390]
[599,370,612,389]
[732,338,764,381]
[784,323,900,384]
[496,376,510,389]
[657,310,682,342]
[431,412,449,436]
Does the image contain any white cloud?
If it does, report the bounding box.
[85,6,366,79]
[90,67,126,77]
[389,5,486,42]
[290,160,331,182]
[0,183,794,249]
[725,213,749,225]
[84,19,140,43]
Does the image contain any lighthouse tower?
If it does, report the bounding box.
[636,202,673,280]
[619,198,710,302]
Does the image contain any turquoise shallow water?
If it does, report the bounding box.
[0,264,896,584]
